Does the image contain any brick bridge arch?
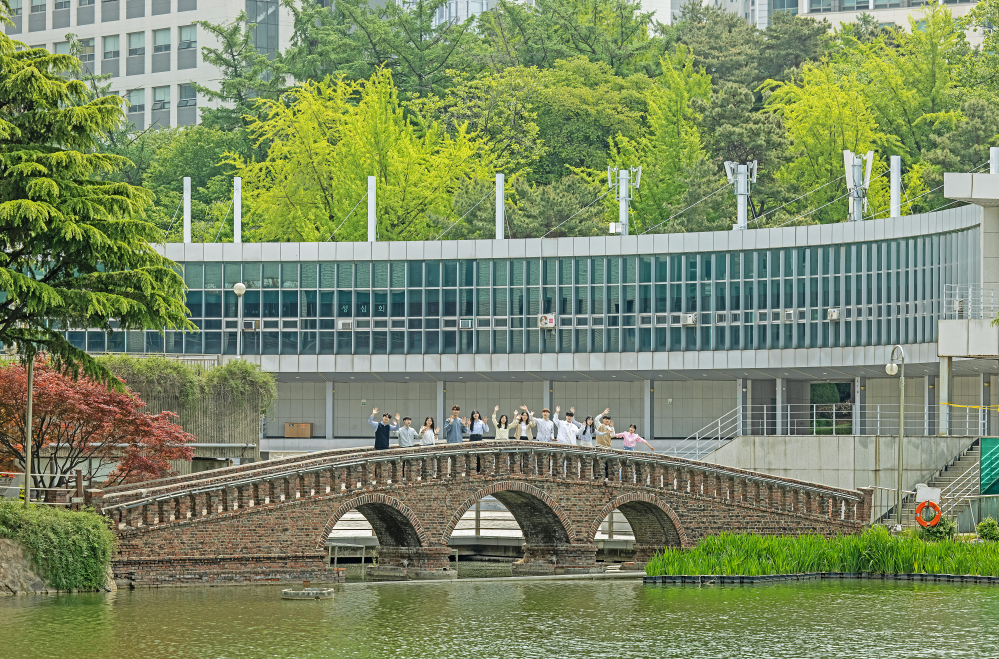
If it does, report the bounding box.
[316,493,428,551]
[587,493,688,562]
[442,481,576,546]
[96,442,873,585]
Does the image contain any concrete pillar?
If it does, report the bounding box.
[367,175,376,242]
[233,177,242,244]
[495,173,505,240]
[736,378,746,436]
[182,176,191,243]
[543,379,553,413]
[643,380,653,440]
[889,156,901,219]
[982,374,991,436]
[925,375,936,436]
[776,377,786,435]
[939,356,952,436]
[854,377,866,435]
[437,380,446,431]
[325,381,334,440]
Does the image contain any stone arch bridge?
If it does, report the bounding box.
[92,443,873,584]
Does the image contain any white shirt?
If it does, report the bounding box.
[519,422,530,438]
[533,416,555,442]
[420,429,437,446]
[554,414,582,445]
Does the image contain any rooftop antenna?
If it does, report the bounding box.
[725,160,757,230]
[608,166,641,235]
[844,150,875,222]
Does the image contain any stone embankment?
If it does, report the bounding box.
[0,539,50,595]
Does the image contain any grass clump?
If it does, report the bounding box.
[978,517,999,542]
[645,526,999,577]
[0,500,116,591]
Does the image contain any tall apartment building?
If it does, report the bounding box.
[4,0,295,129]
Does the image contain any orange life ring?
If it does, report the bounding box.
[915,500,941,528]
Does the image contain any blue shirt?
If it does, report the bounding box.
[469,419,488,435]
[443,417,467,444]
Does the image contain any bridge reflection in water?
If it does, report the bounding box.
[94,442,871,584]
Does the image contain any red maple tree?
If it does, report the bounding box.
[0,357,194,491]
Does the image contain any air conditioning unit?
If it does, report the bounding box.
[680,313,697,327]
[242,320,260,331]
[826,308,840,321]
[337,320,353,331]
[459,318,473,329]
[538,313,556,329]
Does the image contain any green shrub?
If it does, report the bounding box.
[978,517,999,542]
[917,514,957,542]
[0,501,116,591]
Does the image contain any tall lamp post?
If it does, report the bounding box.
[5,342,33,508]
[886,345,905,525]
[233,283,246,356]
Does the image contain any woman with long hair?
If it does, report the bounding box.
[578,415,597,447]
[420,417,438,446]
[467,410,488,442]
[492,406,512,440]
[515,409,535,441]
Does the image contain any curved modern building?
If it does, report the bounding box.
[68,171,999,448]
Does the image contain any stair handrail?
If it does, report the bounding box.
[667,407,743,460]
[940,461,980,520]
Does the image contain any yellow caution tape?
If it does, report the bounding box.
[940,402,999,411]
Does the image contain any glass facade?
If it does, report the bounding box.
[77,229,977,356]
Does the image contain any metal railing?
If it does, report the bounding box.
[668,408,743,460]
[940,461,980,521]
[943,284,999,320]
[870,486,917,529]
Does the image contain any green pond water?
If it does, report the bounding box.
[2,579,998,658]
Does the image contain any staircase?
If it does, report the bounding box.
[897,440,980,526]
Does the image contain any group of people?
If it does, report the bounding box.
[367,405,654,452]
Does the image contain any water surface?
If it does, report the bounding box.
[2,579,996,658]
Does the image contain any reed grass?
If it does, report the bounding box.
[644,527,999,577]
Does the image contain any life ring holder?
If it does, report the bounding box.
[915,500,941,528]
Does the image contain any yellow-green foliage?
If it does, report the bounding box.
[0,501,116,591]
[645,526,999,577]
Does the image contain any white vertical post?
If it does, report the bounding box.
[367,175,376,242]
[990,146,999,174]
[325,381,334,440]
[644,380,653,444]
[735,164,748,230]
[776,377,785,435]
[889,155,901,219]
[736,378,745,436]
[233,177,242,244]
[495,173,505,240]
[618,168,630,236]
[939,356,951,436]
[852,155,864,222]
[183,176,191,243]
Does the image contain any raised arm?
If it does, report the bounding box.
[367,414,379,429]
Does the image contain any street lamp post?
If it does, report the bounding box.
[5,342,33,508]
[233,283,246,356]
[886,345,905,526]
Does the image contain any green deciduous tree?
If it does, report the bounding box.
[764,63,892,225]
[233,70,493,242]
[610,47,711,234]
[0,33,189,382]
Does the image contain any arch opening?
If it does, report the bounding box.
[319,495,426,552]
[615,500,682,549]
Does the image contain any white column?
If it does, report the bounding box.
[924,375,935,436]
[495,173,505,240]
[183,176,191,243]
[776,377,786,435]
[983,374,991,436]
[437,381,446,432]
[325,381,334,440]
[854,377,866,436]
[736,378,745,436]
[644,380,653,442]
[735,164,748,230]
[939,356,951,436]
[991,146,999,174]
[233,177,242,244]
[618,168,630,236]
[889,156,901,219]
[543,379,553,414]
[367,175,376,242]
